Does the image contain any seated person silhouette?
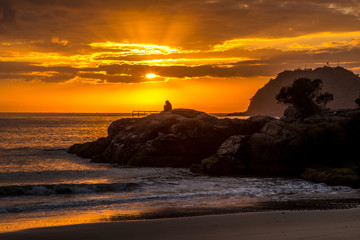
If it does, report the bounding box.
[163,100,172,112]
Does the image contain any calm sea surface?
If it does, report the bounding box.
[0,113,358,232]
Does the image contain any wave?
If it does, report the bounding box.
[0,191,256,214]
[0,182,144,197]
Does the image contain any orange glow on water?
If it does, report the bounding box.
[0,209,142,233]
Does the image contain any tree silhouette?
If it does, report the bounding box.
[276,78,333,118]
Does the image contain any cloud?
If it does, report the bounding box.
[1,40,360,84]
[0,61,78,83]
[1,0,360,49]
[0,0,360,84]
[77,72,143,83]
[0,1,16,25]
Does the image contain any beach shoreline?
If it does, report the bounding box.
[1,208,360,240]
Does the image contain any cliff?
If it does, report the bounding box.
[244,66,360,116]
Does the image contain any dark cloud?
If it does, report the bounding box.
[0,60,276,83]
[1,0,359,49]
[0,1,16,25]
[1,41,360,84]
[0,72,76,83]
[0,61,77,74]
[0,61,78,83]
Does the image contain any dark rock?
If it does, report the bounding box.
[69,108,360,188]
[304,108,360,123]
[199,135,249,175]
[247,115,277,129]
[216,135,249,172]
[217,135,247,156]
[108,118,133,137]
[247,115,276,124]
[171,108,210,119]
[247,120,307,175]
[246,109,360,177]
[201,155,237,176]
[68,137,111,159]
[301,167,360,188]
[189,164,203,174]
[69,109,263,168]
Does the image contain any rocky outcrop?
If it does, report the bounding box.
[69,109,266,168]
[69,108,360,188]
[200,108,360,186]
[200,135,249,175]
[247,120,308,175]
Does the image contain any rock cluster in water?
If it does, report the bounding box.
[69,108,360,188]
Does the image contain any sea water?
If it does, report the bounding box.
[0,113,358,232]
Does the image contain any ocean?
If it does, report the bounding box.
[0,113,358,232]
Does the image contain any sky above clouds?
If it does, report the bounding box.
[1,0,360,112]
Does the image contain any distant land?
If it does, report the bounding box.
[231,66,360,117]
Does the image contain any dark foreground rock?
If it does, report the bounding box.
[301,168,360,188]
[69,109,265,167]
[69,108,360,188]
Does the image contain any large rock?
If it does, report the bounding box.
[216,135,247,156]
[247,120,308,175]
[246,109,360,176]
[200,135,249,175]
[201,155,237,176]
[70,109,264,168]
[69,108,360,187]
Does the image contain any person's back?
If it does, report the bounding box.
[163,100,172,112]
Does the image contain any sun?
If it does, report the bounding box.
[145,73,157,79]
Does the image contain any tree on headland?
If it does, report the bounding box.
[356,97,360,108]
[276,78,333,118]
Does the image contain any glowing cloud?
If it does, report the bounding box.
[89,42,180,56]
[213,32,360,52]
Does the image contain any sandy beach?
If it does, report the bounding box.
[1,208,360,240]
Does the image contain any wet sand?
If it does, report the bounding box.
[1,208,360,240]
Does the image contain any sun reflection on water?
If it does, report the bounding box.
[0,209,142,233]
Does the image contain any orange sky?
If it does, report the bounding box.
[1,0,360,113]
